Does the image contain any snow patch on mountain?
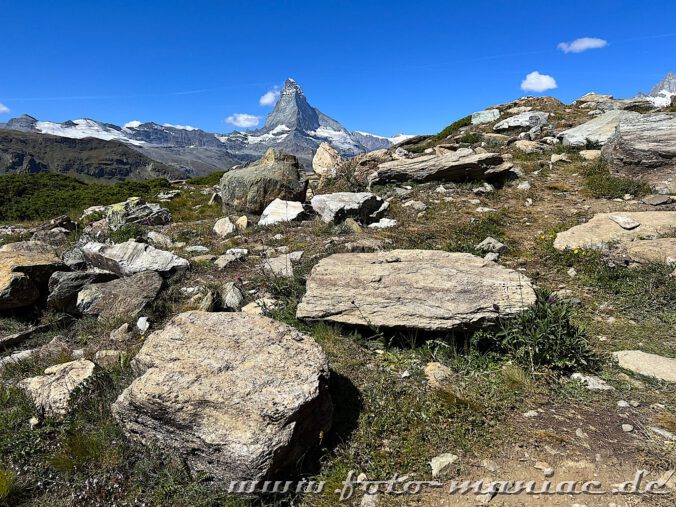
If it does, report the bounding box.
[35,119,147,146]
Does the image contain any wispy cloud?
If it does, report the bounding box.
[521,71,557,92]
[557,37,608,54]
[0,103,10,114]
[225,113,260,128]
[259,86,281,106]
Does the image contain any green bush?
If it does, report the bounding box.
[431,115,472,142]
[0,173,170,222]
[583,159,651,198]
[109,223,146,243]
[473,290,602,373]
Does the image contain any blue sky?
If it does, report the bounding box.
[0,0,674,135]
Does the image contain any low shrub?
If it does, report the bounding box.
[583,159,651,198]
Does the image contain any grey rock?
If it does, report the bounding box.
[82,240,189,277]
[475,237,507,254]
[106,197,172,231]
[312,142,343,177]
[213,217,236,237]
[297,250,536,331]
[262,251,303,278]
[642,194,672,206]
[147,231,173,248]
[76,271,163,319]
[571,373,614,391]
[311,192,388,224]
[111,311,333,483]
[47,270,118,313]
[613,350,676,382]
[219,282,244,311]
[560,110,640,147]
[258,198,306,226]
[609,214,641,230]
[0,249,66,310]
[494,111,549,131]
[471,109,500,125]
[219,148,307,213]
[214,248,248,270]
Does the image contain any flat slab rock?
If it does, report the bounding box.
[311,192,387,224]
[0,249,66,310]
[258,198,306,226]
[369,151,506,184]
[613,350,676,383]
[553,212,676,251]
[76,271,163,319]
[111,311,333,483]
[559,110,640,147]
[296,250,537,331]
[621,238,676,265]
[82,240,189,277]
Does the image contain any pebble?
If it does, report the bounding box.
[622,424,634,433]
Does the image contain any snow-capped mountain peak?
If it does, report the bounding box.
[643,72,676,107]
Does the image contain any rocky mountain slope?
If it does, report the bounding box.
[0,129,180,181]
[1,79,413,178]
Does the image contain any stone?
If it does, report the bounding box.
[311,192,388,224]
[514,140,545,154]
[475,237,507,254]
[219,148,307,213]
[608,215,640,230]
[613,350,676,382]
[367,218,397,229]
[213,217,236,237]
[147,231,173,249]
[258,198,306,226]
[18,360,97,418]
[482,133,510,145]
[137,316,150,333]
[424,362,453,389]
[642,195,672,206]
[262,251,303,279]
[559,110,641,147]
[402,200,427,212]
[82,240,190,277]
[242,298,280,315]
[95,350,124,369]
[430,453,459,478]
[76,271,163,319]
[111,311,333,483]
[110,323,132,342]
[105,197,172,231]
[517,181,531,190]
[297,250,537,331]
[494,111,549,131]
[602,112,676,192]
[186,245,209,254]
[235,215,248,231]
[47,270,118,313]
[622,238,676,265]
[219,282,243,311]
[214,248,249,270]
[551,153,571,164]
[312,142,343,177]
[553,212,676,251]
[0,249,66,310]
[622,424,634,433]
[571,373,614,391]
[471,109,500,125]
[31,228,69,246]
[369,152,507,185]
[580,149,602,161]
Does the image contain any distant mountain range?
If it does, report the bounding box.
[637,71,676,106]
[0,78,413,179]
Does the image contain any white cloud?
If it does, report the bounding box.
[225,113,260,128]
[0,103,10,114]
[259,86,281,106]
[124,120,142,129]
[163,123,197,131]
[557,37,608,54]
[521,71,558,93]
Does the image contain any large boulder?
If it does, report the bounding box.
[111,311,332,483]
[602,113,676,192]
[559,110,641,147]
[0,250,66,310]
[553,212,676,251]
[494,111,549,131]
[312,142,343,177]
[471,109,500,125]
[105,197,172,231]
[82,240,189,277]
[219,148,307,213]
[296,250,536,331]
[368,151,507,184]
[47,271,119,313]
[76,271,163,319]
[621,238,676,265]
[311,192,388,224]
[18,360,97,418]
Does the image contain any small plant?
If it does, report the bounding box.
[431,115,472,143]
[444,212,507,254]
[109,223,146,243]
[473,290,603,373]
[0,467,17,503]
[583,159,651,198]
[458,132,482,144]
[187,171,225,186]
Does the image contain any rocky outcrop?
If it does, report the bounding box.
[553,212,676,251]
[258,199,306,226]
[47,270,118,313]
[82,240,189,277]
[621,238,676,265]
[559,110,640,147]
[18,360,97,418]
[312,142,343,177]
[105,197,172,231]
[76,271,163,319]
[219,148,307,213]
[0,249,66,310]
[368,151,507,184]
[602,113,676,192]
[311,192,388,224]
[494,111,549,131]
[613,350,676,383]
[111,311,333,483]
[296,250,536,331]
[471,109,500,125]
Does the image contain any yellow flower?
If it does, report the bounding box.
[573,249,579,254]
